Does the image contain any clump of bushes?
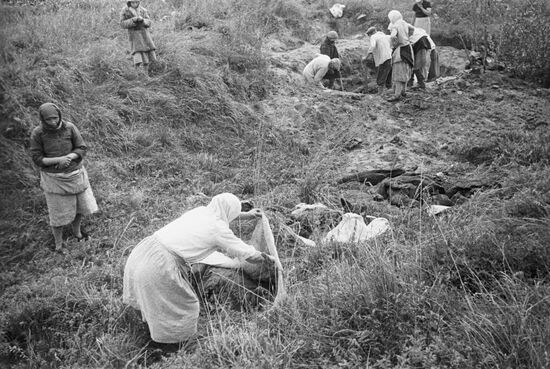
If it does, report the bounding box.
[437,0,550,86]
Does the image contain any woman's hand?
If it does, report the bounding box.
[239,208,264,220]
[245,252,275,264]
[57,155,72,169]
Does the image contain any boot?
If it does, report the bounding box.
[377,85,386,95]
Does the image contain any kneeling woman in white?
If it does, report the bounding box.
[123,193,271,343]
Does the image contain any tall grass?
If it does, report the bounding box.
[1,0,550,368]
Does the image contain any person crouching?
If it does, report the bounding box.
[303,55,342,90]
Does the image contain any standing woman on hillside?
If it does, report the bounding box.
[412,0,432,35]
[120,1,157,76]
[387,10,415,102]
[29,103,98,251]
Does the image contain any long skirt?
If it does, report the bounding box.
[414,17,431,35]
[45,187,98,227]
[123,235,200,343]
[392,61,412,83]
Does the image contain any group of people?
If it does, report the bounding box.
[303,1,437,102]
[29,0,437,348]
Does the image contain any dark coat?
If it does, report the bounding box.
[120,5,156,54]
[320,38,339,59]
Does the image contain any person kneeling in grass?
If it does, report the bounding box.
[123,193,276,347]
[120,0,157,75]
[30,103,98,251]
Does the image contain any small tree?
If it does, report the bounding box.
[499,0,550,85]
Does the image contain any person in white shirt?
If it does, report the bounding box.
[123,193,275,345]
[366,26,393,94]
[303,54,342,89]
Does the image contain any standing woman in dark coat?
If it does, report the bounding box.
[120,0,157,75]
[30,103,98,251]
[320,31,343,90]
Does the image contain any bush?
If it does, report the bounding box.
[499,0,550,86]
[437,0,550,85]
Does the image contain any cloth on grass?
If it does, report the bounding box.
[329,3,345,18]
[324,213,390,243]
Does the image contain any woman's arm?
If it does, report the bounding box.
[216,225,261,259]
[69,123,87,161]
[141,8,152,28]
[120,8,138,29]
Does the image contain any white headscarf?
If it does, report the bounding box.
[388,10,403,24]
[206,193,241,224]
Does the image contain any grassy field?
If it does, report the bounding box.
[1,0,549,368]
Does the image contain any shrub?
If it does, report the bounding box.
[437,0,550,85]
[499,0,550,86]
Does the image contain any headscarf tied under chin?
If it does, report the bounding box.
[207,193,242,224]
[39,102,62,127]
[388,10,403,24]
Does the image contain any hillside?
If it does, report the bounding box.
[1,0,550,368]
